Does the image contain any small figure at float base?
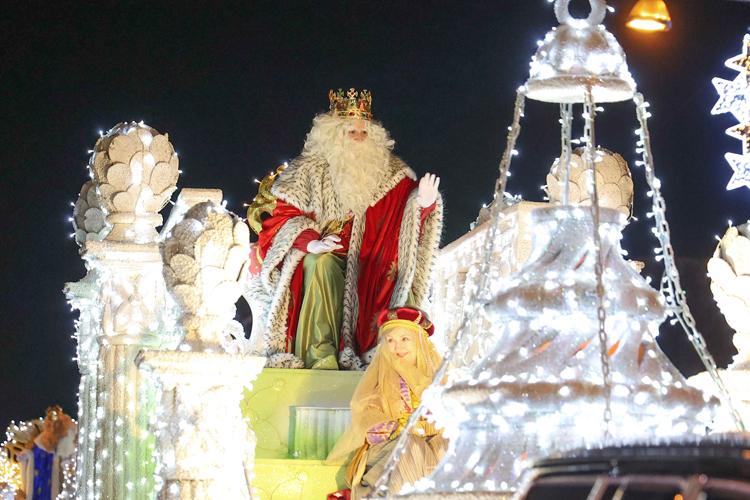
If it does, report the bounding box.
[326,307,448,499]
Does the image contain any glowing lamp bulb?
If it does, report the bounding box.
[626,0,672,32]
[627,19,667,31]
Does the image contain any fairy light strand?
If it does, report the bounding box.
[633,92,745,431]
[560,103,574,206]
[370,89,528,497]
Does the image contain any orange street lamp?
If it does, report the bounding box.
[626,0,672,32]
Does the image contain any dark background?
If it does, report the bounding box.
[2,0,750,432]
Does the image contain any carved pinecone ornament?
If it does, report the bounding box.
[708,223,750,366]
[545,147,634,218]
[87,121,179,242]
[72,180,111,246]
[162,201,251,353]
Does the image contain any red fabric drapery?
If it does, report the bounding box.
[257,177,419,356]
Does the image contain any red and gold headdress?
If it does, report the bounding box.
[329,88,373,120]
[377,307,435,337]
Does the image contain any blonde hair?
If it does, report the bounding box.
[326,326,441,465]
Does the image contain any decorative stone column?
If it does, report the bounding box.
[136,351,265,499]
[64,269,102,500]
[65,122,181,500]
[67,241,181,500]
[135,187,265,499]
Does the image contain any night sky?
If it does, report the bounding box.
[2,0,750,432]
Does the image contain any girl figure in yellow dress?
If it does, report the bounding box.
[327,307,448,500]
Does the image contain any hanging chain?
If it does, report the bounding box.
[633,92,745,431]
[560,103,574,206]
[368,89,528,498]
[584,87,613,439]
[494,89,528,217]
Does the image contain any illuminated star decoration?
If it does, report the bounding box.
[726,33,750,83]
[727,123,750,154]
[712,34,750,191]
[712,74,749,123]
[725,153,750,190]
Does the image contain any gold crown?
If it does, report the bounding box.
[329,88,372,120]
[45,405,64,421]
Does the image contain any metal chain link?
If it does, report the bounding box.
[584,88,613,438]
[633,92,745,432]
[367,89,528,498]
[560,103,574,206]
[494,89,528,213]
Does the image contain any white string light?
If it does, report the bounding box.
[634,92,745,430]
[371,1,737,498]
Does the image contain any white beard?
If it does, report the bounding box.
[327,140,390,214]
[301,115,394,215]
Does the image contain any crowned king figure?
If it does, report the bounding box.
[250,88,443,370]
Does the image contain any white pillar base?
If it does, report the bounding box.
[137,351,265,500]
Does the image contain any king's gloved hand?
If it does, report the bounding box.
[416,173,440,208]
[306,234,343,254]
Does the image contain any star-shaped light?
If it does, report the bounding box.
[711,74,750,123]
[714,36,750,191]
[727,123,750,155]
[725,152,750,190]
[726,34,750,83]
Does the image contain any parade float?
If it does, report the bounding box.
[2,1,750,500]
[371,0,747,498]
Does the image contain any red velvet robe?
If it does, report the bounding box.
[258,177,429,357]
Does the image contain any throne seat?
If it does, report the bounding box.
[242,368,364,499]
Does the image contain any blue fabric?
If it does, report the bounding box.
[32,445,54,500]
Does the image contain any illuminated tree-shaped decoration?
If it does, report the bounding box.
[412,207,712,497]
[368,0,739,498]
[711,34,750,191]
[129,189,265,500]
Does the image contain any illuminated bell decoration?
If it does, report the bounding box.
[411,207,715,498]
[526,0,636,103]
[626,0,673,32]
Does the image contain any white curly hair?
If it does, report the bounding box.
[302,113,395,214]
